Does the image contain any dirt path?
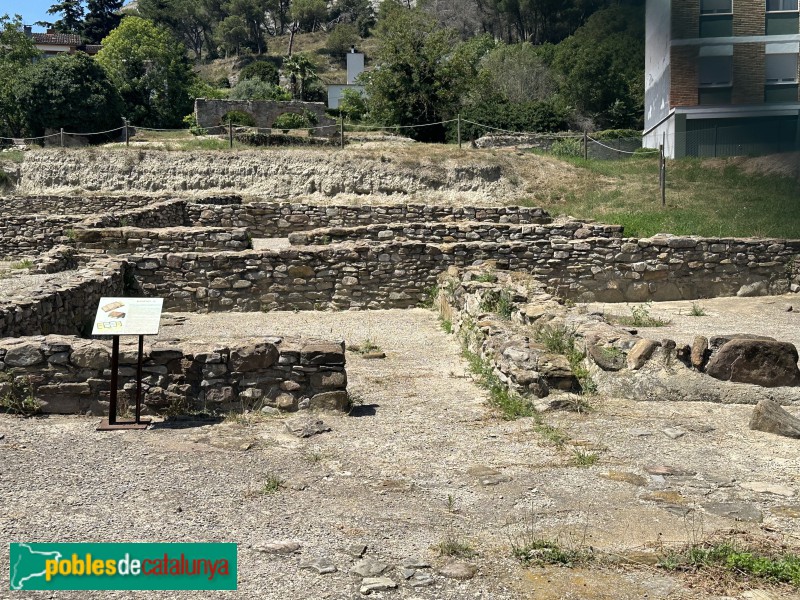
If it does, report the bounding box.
[2,309,799,598]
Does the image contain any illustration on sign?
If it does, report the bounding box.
[91,298,164,336]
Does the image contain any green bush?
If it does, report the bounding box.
[551,137,582,158]
[273,112,311,131]
[326,23,360,59]
[182,113,207,135]
[221,110,256,127]
[228,79,290,101]
[239,60,279,85]
[455,98,571,142]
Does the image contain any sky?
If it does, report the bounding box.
[1,0,59,30]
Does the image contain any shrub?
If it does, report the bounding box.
[228,79,290,101]
[221,110,256,127]
[273,112,311,131]
[239,60,279,85]
[326,23,360,60]
[551,137,583,158]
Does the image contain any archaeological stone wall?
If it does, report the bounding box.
[186,202,553,237]
[0,195,156,218]
[73,226,251,254]
[0,335,347,415]
[0,214,81,257]
[0,258,127,338]
[130,235,800,312]
[288,221,623,246]
[194,99,337,137]
[80,199,188,229]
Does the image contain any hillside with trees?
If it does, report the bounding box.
[1,0,645,140]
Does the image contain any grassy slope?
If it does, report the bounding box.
[528,154,800,240]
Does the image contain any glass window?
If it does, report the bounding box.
[767,0,798,12]
[701,0,733,13]
[698,56,733,86]
[766,53,798,82]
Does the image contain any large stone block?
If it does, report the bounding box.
[4,343,44,367]
[70,345,111,370]
[705,339,800,387]
[229,343,279,372]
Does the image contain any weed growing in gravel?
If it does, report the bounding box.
[9,259,32,270]
[446,494,457,513]
[572,449,600,467]
[534,324,596,395]
[658,540,800,588]
[357,338,381,354]
[302,448,325,463]
[461,347,534,420]
[440,319,453,334]
[0,373,41,416]
[261,473,284,494]
[436,534,476,559]
[688,302,707,317]
[614,302,671,327]
[532,421,569,448]
[479,288,514,319]
[419,285,439,308]
[511,538,591,567]
[474,272,497,283]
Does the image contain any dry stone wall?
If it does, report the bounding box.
[0,195,155,217]
[0,258,127,338]
[187,202,552,236]
[288,220,623,246]
[73,226,251,254]
[0,334,347,415]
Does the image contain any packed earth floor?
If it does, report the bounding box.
[2,304,800,599]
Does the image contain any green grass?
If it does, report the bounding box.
[462,346,535,420]
[613,302,671,328]
[512,538,590,567]
[479,288,514,319]
[533,324,596,395]
[436,534,476,559]
[9,259,32,270]
[688,302,707,317]
[659,541,800,588]
[572,449,600,467]
[2,150,25,163]
[536,154,800,239]
[261,473,284,494]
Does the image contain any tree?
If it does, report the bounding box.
[290,0,328,32]
[228,78,289,100]
[239,60,279,85]
[46,0,85,35]
[325,23,359,60]
[479,42,554,104]
[216,14,249,56]
[136,0,213,59]
[15,52,124,137]
[330,0,375,37]
[366,6,489,141]
[282,53,318,100]
[551,4,644,128]
[96,16,196,127]
[0,14,41,137]
[83,0,124,43]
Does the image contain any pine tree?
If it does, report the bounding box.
[83,0,124,44]
[46,0,85,35]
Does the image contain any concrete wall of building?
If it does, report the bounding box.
[645,0,673,131]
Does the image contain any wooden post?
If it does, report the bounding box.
[124,118,129,147]
[60,128,64,148]
[457,113,462,150]
[660,144,666,207]
[339,117,344,149]
[583,130,588,160]
[228,119,233,149]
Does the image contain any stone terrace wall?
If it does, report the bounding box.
[186,202,553,237]
[73,226,251,254]
[0,214,81,258]
[0,258,127,338]
[288,221,623,246]
[0,195,156,217]
[131,235,800,312]
[0,335,347,415]
[80,199,188,229]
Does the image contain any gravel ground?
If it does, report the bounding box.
[2,308,800,599]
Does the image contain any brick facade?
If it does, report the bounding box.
[670,46,700,107]
[673,0,700,39]
[733,0,766,36]
[733,43,766,104]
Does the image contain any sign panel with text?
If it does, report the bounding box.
[91,298,164,336]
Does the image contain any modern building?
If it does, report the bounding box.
[644,0,800,157]
[327,47,367,110]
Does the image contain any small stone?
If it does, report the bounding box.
[359,577,396,595]
[438,561,477,580]
[400,557,431,569]
[785,305,794,312]
[772,505,800,518]
[628,428,652,437]
[352,559,390,577]
[645,465,696,476]
[626,339,659,370]
[255,541,301,555]
[703,501,763,523]
[401,568,416,579]
[299,557,337,574]
[285,417,331,438]
[345,544,368,558]
[361,352,386,360]
[740,482,795,497]
[690,336,708,369]
[749,399,800,438]
[601,471,648,487]
[260,406,280,416]
[408,574,435,588]
[662,427,687,440]
[741,590,779,600]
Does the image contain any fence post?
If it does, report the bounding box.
[60,128,64,148]
[457,114,462,150]
[583,130,588,160]
[339,118,344,149]
[659,144,666,206]
[124,118,129,147]
[228,119,233,149]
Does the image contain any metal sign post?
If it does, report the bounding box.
[91,297,164,431]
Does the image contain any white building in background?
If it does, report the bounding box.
[327,47,367,110]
